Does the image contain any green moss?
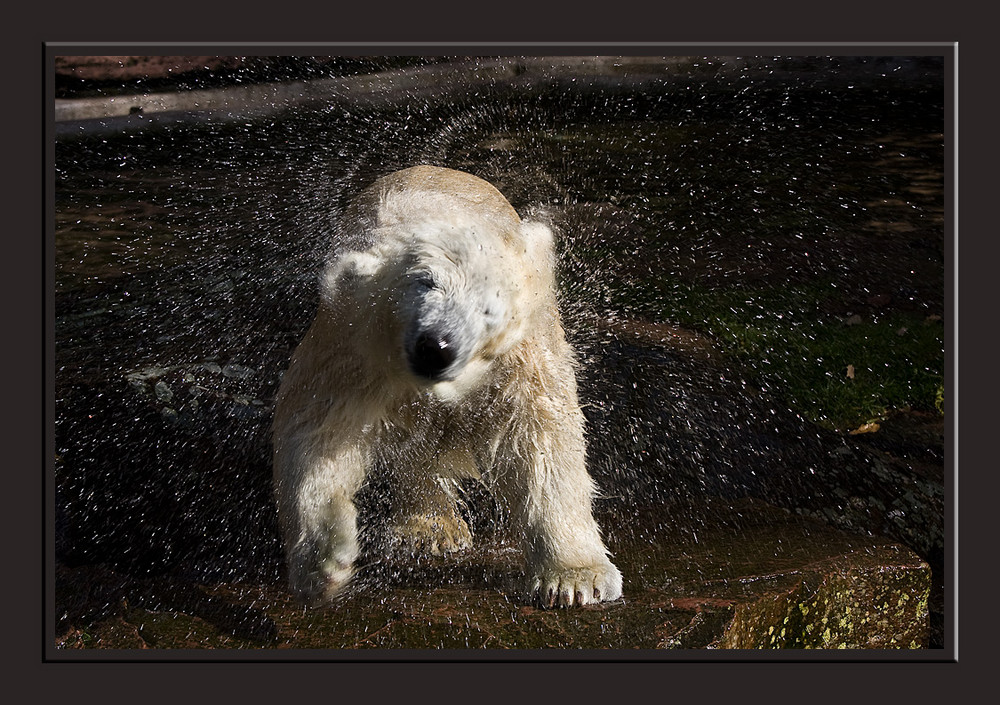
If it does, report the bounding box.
[608,279,945,431]
[722,562,930,649]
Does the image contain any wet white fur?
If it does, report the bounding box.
[272,165,622,607]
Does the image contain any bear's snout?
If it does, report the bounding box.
[407,329,457,381]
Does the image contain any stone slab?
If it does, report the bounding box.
[54,498,930,652]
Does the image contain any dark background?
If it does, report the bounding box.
[9,3,986,700]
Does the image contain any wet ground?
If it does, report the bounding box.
[50,56,947,653]
[55,498,930,651]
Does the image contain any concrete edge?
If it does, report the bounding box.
[54,55,933,137]
[54,57,690,126]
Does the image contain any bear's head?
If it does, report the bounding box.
[322,166,557,401]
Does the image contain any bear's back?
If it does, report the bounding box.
[373,165,521,233]
[330,165,526,262]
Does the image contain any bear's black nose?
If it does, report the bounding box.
[408,331,456,380]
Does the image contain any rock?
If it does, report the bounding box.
[54,498,931,650]
[718,544,928,649]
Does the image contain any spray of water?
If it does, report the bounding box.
[54,56,946,647]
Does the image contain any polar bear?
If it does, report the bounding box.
[272,165,622,608]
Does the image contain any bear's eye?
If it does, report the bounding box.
[414,274,436,290]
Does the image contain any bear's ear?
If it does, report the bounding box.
[321,250,382,299]
[520,221,556,271]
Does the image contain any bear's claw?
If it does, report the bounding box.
[530,562,623,608]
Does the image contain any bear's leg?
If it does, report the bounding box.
[493,396,623,608]
[274,440,368,605]
[385,457,474,556]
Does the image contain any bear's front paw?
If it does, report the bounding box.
[290,555,356,606]
[530,560,623,608]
